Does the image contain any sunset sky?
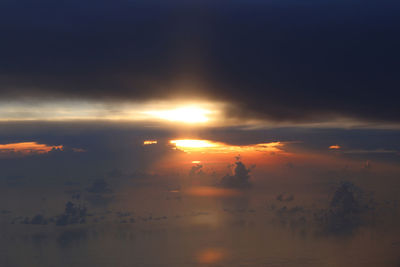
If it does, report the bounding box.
[1,1,400,266]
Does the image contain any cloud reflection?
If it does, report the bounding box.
[186,186,241,197]
[196,248,227,264]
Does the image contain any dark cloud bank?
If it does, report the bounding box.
[1,0,400,123]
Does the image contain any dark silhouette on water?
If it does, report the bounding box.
[219,158,252,189]
[316,181,375,235]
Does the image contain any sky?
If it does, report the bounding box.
[1,1,400,266]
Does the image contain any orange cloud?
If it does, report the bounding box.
[329,145,341,149]
[170,139,285,154]
[0,142,63,157]
[143,140,158,145]
[71,148,86,152]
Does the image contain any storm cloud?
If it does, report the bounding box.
[1,0,400,123]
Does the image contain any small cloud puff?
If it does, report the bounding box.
[218,158,253,189]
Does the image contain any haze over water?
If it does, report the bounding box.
[1,0,400,266]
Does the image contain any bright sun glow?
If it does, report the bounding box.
[143,107,212,123]
[170,139,285,154]
[170,139,217,148]
[143,140,158,145]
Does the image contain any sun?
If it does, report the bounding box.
[143,106,212,123]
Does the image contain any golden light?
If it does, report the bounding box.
[143,106,212,123]
[143,140,158,145]
[170,139,217,148]
[329,145,341,149]
[186,186,241,197]
[196,248,227,264]
[170,139,285,154]
[0,99,227,124]
[0,142,63,156]
[192,160,201,164]
[168,190,180,193]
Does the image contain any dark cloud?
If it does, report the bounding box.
[85,179,115,208]
[276,193,294,202]
[55,201,87,226]
[0,121,399,187]
[189,164,204,177]
[29,214,48,225]
[219,159,252,188]
[0,122,180,186]
[0,1,400,123]
[315,181,376,235]
[86,179,112,194]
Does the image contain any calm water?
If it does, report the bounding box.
[1,184,399,267]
